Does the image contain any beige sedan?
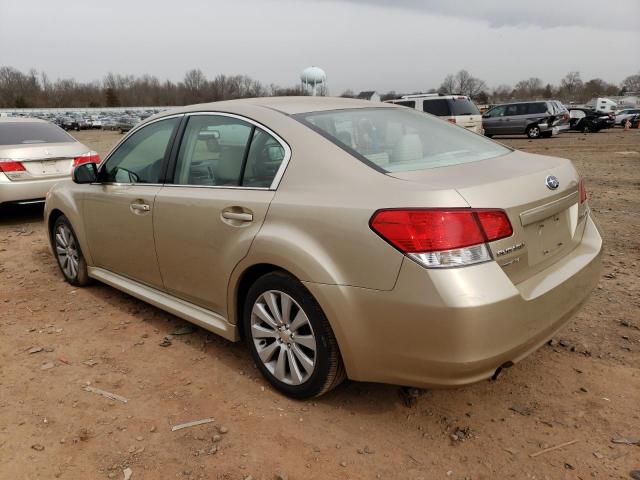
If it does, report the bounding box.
[44,97,603,398]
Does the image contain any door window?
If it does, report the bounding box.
[422,99,451,116]
[102,117,179,183]
[394,100,416,108]
[242,128,286,187]
[485,105,507,117]
[173,115,285,188]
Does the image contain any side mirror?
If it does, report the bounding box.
[72,162,98,184]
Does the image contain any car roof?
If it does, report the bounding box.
[157,96,397,117]
[0,117,49,124]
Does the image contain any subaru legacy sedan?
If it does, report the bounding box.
[44,97,602,398]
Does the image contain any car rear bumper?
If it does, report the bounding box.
[305,213,603,388]
[0,173,64,205]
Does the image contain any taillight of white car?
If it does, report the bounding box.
[370,209,513,268]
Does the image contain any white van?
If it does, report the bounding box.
[585,97,618,114]
[385,94,484,134]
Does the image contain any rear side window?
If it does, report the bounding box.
[527,103,548,114]
[0,122,74,145]
[422,99,451,116]
[173,115,285,188]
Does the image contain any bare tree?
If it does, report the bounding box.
[438,70,487,99]
[621,72,640,93]
[559,71,583,101]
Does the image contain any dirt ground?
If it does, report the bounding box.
[1,128,639,480]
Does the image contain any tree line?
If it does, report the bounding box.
[1,66,639,109]
[0,67,308,108]
[346,70,640,104]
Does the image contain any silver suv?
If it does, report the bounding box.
[482,100,569,139]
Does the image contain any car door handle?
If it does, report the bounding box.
[130,202,150,213]
[222,211,253,222]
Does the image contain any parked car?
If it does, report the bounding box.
[567,108,610,133]
[45,97,602,399]
[0,118,99,206]
[614,108,640,126]
[482,101,567,139]
[115,116,139,133]
[386,94,484,134]
[60,116,80,131]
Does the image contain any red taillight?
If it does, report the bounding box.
[447,118,457,124]
[73,151,101,167]
[369,209,512,254]
[0,161,26,173]
[579,178,587,204]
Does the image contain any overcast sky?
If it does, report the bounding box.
[1,0,638,93]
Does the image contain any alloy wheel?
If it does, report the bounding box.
[55,224,79,280]
[250,290,317,385]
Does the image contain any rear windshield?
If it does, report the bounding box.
[295,107,510,173]
[0,122,74,146]
[422,98,480,117]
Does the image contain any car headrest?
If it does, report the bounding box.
[391,134,423,163]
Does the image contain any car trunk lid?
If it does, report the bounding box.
[0,143,85,181]
[387,150,588,284]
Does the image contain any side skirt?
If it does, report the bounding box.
[88,267,239,341]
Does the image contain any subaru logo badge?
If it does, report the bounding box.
[545,175,559,190]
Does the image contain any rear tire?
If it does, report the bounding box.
[243,271,345,399]
[52,215,90,287]
[526,125,541,139]
[541,131,553,138]
[484,133,493,138]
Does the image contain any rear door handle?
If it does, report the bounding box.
[130,202,150,213]
[222,211,253,222]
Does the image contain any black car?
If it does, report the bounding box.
[567,108,610,133]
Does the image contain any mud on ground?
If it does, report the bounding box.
[0,128,639,479]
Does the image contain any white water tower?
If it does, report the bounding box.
[300,66,326,96]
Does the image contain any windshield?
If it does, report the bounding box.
[295,107,509,173]
[0,122,75,146]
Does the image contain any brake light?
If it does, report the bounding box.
[370,209,513,268]
[447,118,457,124]
[579,178,587,204]
[0,161,26,173]
[73,151,101,167]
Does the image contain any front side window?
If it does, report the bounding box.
[296,107,510,173]
[173,115,285,188]
[102,117,179,183]
[485,105,507,117]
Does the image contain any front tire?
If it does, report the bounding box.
[52,215,90,286]
[526,125,541,139]
[243,271,345,399]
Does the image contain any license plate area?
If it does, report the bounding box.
[525,209,574,266]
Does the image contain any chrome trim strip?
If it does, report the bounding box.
[520,191,579,227]
[161,184,269,191]
[88,267,239,342]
